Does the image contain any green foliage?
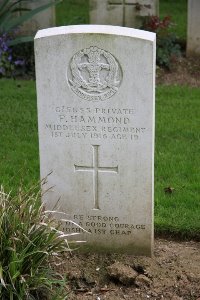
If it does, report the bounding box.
[12,41,35,78]
[159,0,187,41]
[0,183,77,299]
[156,33,181,68]
[0,33,25,77]
[0,0,62,45]
[142,16,182,68]
[0,34,14,77]
[0,1,62,78]
[0,187,72,300]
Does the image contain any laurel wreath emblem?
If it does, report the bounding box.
[67,46,122,101]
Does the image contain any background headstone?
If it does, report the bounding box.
[90,0,159,28]
[187,0,200,56]
[13,0,55,36]
[35,25,156,255]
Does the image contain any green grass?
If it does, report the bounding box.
[0,79,199,239]
[0,80,39,194]
[56,0,89,26]
[155,86,200,239]
[160,0,187,41]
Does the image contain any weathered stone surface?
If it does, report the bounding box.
[90,0,159,28]
[35,25,155,255]
[107,262,138,285]
[16,0,55,36]
[187,0,200,56]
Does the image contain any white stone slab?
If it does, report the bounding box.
[187,0,200,56]
[35,25,156,256]
[90,0,159,28]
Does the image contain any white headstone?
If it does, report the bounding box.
[187,0,200,56]
[90,0,159,28]
[35,25,156,256]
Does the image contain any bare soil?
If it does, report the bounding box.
[57,239,200,300]
[157,56,200,88]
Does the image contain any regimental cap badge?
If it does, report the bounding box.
[67,46,122,101]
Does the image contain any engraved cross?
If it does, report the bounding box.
[74,145,118,210]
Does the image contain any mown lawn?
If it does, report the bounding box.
[155,86,200,239]
[56,0,89,26]
[0,80,39,194]
[0,80,199,239]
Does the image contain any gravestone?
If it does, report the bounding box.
[90,0,159,28]
[187,0,200,56]
[14,0,55,36]
[35,25,156,256]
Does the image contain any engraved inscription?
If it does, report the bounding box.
[74,145,118,210]
[68,46,122,101]
[63,214,146,236]
[45,106,147,141]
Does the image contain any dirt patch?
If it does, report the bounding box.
[56,239,200,299]
[157,56,200,88]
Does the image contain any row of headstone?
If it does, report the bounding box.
[35,25,156,255]
[90,0,159,28]
[90,0,200,56]
[5,0,200,56]
[13,0,159,36]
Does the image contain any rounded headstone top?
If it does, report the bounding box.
[34,24,156,42]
